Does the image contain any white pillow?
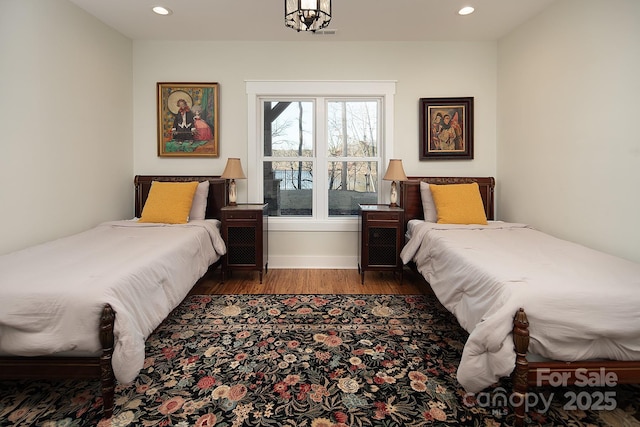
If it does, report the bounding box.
[420,181,438,222]
[189,180,209,221]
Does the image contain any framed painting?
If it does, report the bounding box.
[157,82,219,157]
[419,97,473,160]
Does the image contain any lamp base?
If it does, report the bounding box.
[389,180,398,208]
[228,179,238,206]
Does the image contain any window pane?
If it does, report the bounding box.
[264,161,313,217]
[327,101,378,158]
[264,101,313,157]
[328,161,378,216]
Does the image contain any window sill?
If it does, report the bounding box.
[267,217,359,232]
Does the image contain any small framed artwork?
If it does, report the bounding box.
[157,82,219,157]
[419,97,473,160]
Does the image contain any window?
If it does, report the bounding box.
[247,81,396,232]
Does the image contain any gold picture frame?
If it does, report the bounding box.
[157,82,219,157]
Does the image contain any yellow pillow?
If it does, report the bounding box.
[429,182,488,225]
[139,181,199,224]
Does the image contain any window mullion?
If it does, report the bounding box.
[315,97,327,220]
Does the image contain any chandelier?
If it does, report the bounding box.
[285,0,332,32]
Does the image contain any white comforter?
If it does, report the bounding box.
[0,219,226,384]
[401,221,640,393]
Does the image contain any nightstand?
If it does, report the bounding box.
[221,204,268,283]
[358,204,404,284]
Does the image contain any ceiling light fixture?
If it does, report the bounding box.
[458,6,475,16]
[152,6,172,16]
[285,0,331,32]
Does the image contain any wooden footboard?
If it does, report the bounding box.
[0,304,116,418]
[511,308,640,426]
[512,309,530,426]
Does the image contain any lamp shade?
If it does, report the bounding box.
[220,158,246,180]
[383,159,408,182]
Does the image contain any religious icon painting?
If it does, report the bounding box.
[419,97,473,160]
[157,82,219,157]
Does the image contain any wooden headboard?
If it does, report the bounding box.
[134,175,228,220]
[400,177,495,228]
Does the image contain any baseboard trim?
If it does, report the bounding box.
[267,255,358,269]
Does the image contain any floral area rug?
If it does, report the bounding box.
[1,294,639,426]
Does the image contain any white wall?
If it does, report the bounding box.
[497,0,640,263]
[0,0,133,255]
[6,0,636,268]
[133,41,497,267]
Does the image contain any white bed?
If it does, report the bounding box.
[0,219,225,383]
[399,176,640,426]
[401,219,640,393]
[0,175,228,418]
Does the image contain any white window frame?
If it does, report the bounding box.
[246,80,396,232]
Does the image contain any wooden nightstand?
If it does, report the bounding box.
[221,204,268,283]
[358,204,404,284]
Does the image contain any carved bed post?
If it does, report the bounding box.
[99,304,116,418]
[512,308,530,427]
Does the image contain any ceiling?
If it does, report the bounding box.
[67,0,558,42]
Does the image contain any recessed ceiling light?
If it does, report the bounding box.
[152,6,172,16]
[458,6,475,16]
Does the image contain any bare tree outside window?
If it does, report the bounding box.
[262,98,380,218]
[327,101,379,215]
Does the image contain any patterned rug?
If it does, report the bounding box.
[1,294,639,426]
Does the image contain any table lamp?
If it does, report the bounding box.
[382,159,407,207]
[220,158,246,206]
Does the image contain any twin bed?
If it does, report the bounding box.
[400,177,640,426]
[0,175,228,418]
